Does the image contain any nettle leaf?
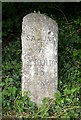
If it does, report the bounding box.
[71,87,78,94]
[3,89,8,95]
[73,49,80,57]
[7,86,17,96]
[64,88,71,95]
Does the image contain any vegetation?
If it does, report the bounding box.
[2,3,81,119]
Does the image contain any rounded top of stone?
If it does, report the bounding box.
[23,12,58,27]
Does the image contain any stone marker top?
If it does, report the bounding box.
[22,13,58,41]
[23,12,58,25]
[22,12,58,25]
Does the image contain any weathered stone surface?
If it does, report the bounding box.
[21,13,58,106]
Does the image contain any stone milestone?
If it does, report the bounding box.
[21,13,58,106]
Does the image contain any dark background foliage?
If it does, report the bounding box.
[2,2,81,119]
